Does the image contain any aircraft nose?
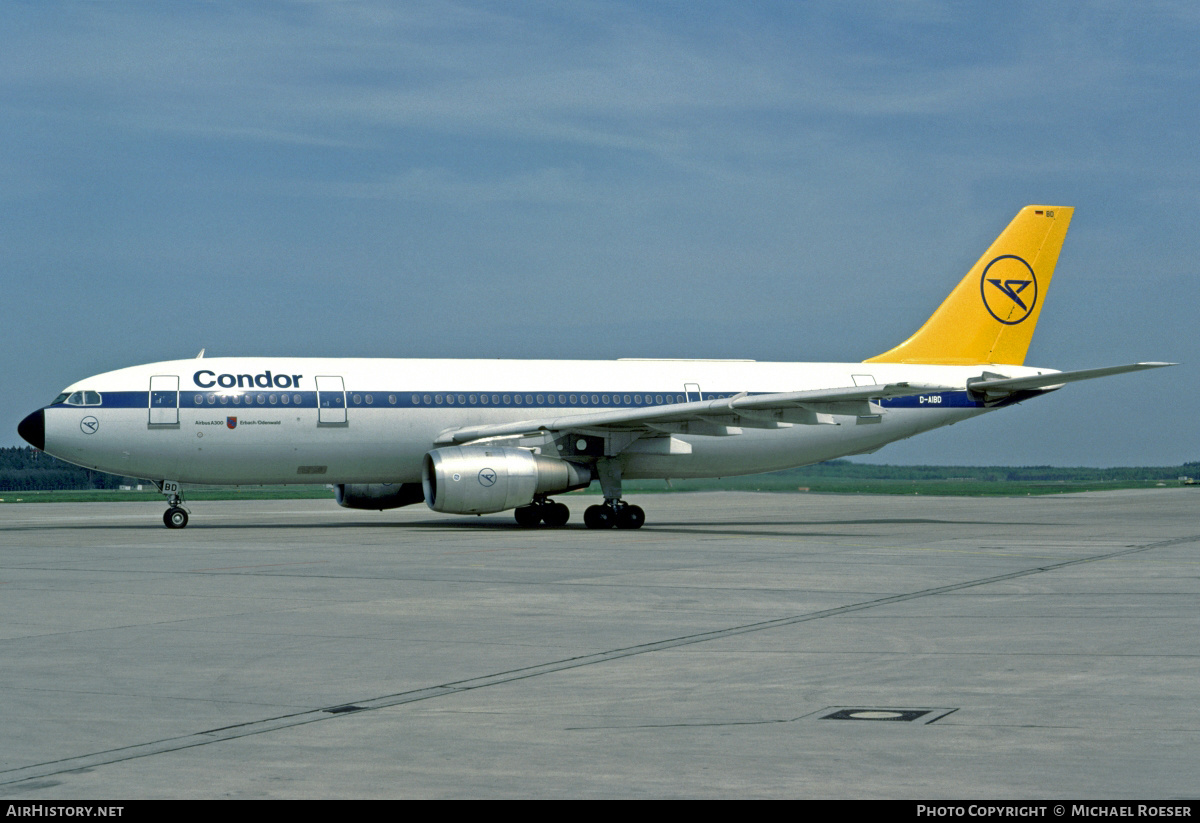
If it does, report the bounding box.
[18,409,45,451]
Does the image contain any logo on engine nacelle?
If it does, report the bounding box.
[478,468,497,486]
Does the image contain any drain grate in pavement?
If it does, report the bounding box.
[821,707,956,723]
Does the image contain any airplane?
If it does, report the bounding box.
[17,205,1172,530]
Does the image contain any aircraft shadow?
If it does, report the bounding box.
[0,516,1053,536]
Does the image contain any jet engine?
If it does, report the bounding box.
[335,482,426,510]
[422,446,592,514]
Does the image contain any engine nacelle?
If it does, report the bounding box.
[335,482,426,511]
[422,446,592,514]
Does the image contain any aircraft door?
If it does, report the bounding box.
[684,383,702,402]
[149,375,179,425]
[316,375,347,424]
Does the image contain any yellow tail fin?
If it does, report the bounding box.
[865,205,1073,366]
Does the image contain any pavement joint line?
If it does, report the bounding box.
[2,531,1197,788]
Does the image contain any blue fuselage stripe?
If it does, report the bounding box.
[49,389,986,411]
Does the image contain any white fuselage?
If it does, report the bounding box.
[36,357,1042,486]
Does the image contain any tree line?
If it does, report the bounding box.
[779,459,1200,482]
[0,447,145,491]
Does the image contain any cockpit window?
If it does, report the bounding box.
[62,391,102,406]
[52,393,70,405]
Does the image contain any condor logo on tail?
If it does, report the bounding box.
[981,254,1038,325]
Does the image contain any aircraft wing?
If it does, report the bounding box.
[433,382,955,445]
[967,362,1176,398]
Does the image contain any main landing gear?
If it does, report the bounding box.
[584,500,645,530]
[158,481,189,529]
[513,497,571,528]
[582,458,645,529]
[513,498,646,529]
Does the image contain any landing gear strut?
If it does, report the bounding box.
[158,481,189,529]
[514,497,571,528]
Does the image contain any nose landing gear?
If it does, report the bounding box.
[163,506,189,529]
[157,481,190,529]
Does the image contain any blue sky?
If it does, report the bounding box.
[2,1,1195,466]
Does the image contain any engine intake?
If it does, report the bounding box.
[423,446,592,514]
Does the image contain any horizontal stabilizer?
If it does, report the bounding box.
[968,362,1176,396]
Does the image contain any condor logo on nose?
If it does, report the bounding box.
[980,255,1038,325]
[194,370,303,389]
